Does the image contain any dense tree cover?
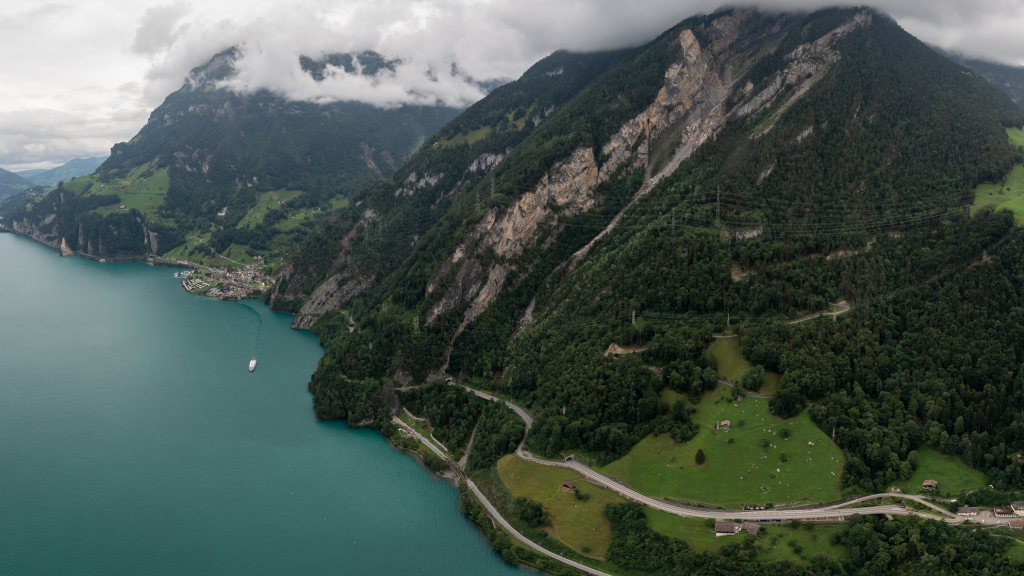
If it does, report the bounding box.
[738,210,1024,492]
[840,513,1016,574]
[741,365,766,391]
[522,347,699,463]
[401,383,483,450]
[952,487,1024,509]
[605,502,1021,575]
[292,9,1024,490]
[514,497,550,527]
[466,399,526,472]
[933,46,1024,110]
[492,10,1022,461]
[292,9,1024,575]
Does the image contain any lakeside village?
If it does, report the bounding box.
[175,262,271,301]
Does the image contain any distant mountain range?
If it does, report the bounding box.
[0,167,35,197]
[14,168,47,179]
[15,157,108,186]
[934,47,1024,109]
[0,48,464,260]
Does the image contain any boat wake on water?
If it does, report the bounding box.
[240,303,263,372]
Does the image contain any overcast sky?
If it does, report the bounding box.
[2,0,1023,171]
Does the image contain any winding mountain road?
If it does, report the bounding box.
[394,381,960,576]
[458,384,955,522]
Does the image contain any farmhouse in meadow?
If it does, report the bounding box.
[715,521,739,535]
[740,522,761,535]
[922,479,938,491]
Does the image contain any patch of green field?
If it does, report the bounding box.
[163,229,214,261]
[1008,127,1024,147]
[73,162,170,218]
[397,413,439,453]
[222,243,257,266]
[971,129,1024,221]
[646,511,848,563]
[498,455,625,559]
[437,125,492,148]
[601,385,843,506]
[235,190,303,228]
[273,208,325,231]
[895,447,986,495]
[972,164,1024,220]
[329,196,348,210]
[709,337,781,392]
[998,535,1024,561]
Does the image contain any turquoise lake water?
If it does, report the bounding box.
[0,233,522,576]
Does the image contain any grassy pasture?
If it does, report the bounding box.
[709,337,782,392]
[497,455,625,559]
[396,413,439,453]
[236,189,303,228]
[1009,127,1024,147]
[646,510,848,563]
[162,229,213,261]
[274,208,326,231]
[437,125,492,148]
[65,162,170,218]
[895,447,986,495]
[972,164,1024,220]
[971,129,1024,221]
[601,386,843,507]
[223,243,258,266]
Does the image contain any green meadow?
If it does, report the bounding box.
[895,447,986,495]
[497,455,624,559]
[646,511,849,563]
[236,190,303,228]
[599,385,843,507]
[61,161,170,219]
[709,337,782,394]
[437,125,492,148]
[162,229,213,262]
[971,128,1024,221]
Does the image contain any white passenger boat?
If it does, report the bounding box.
[249,357,257,372]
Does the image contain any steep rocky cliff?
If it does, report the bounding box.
[283,6,1022,400]
[2,183,159,260]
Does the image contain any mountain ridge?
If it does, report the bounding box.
[24,156,108,186]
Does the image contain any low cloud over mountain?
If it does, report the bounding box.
[2,0,1023,170]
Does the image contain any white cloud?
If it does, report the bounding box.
[2,0,1024,169]
[130,1,192,56]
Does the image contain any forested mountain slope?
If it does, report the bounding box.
[934,46,1024,109]
[0,167,34,198]
[277,7,1024,533]
[268,48,633,326]
[0,49,460,261]
[286,5,1020,425]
